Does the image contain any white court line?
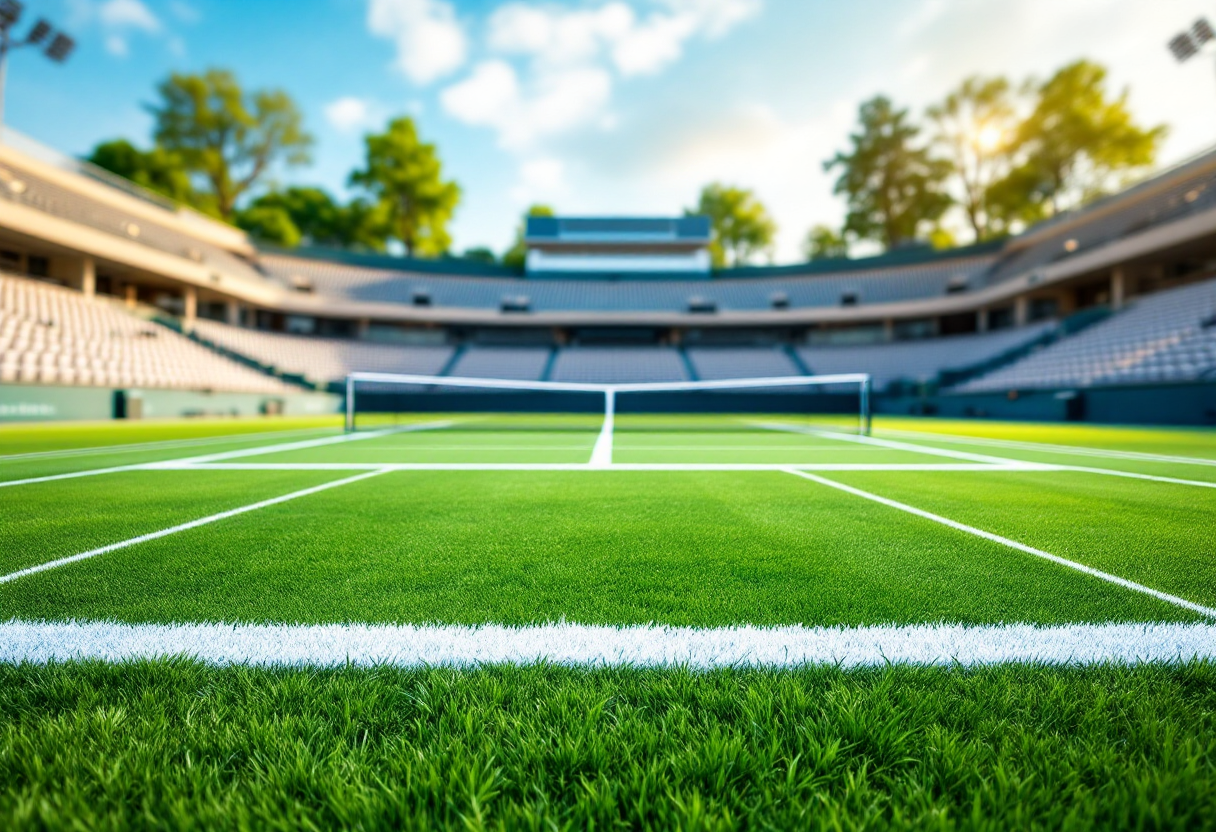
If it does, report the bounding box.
[0,427,335,462]
[147,461,1059,473]
[3,620,1214,667]
[758,421,1216,489]
[0,470,389,586]
[878,427,1216,467]
[151,420,455,465]
[755,421,1026,465]
[589,391,614,466]
[785,469,1216,620]
[0,421,452,488]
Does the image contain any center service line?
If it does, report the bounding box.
[0,469,390,586]
[784,468,1216,620]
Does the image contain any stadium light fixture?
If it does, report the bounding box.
[1169,17,1215,64]
[0,1,75,128]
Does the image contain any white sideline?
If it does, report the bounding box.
[756,421,1216,489]
[755,421,1026,465]
[144,461,1059,473]
[785,469,1216,620]
[149,420,455,465]
[0,427,334,462]
[2,620,1214,667]
[0,470,389,585]
[0,421,451,489]
[877,427,1216,467]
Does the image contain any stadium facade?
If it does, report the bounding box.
[1,129,1214,424]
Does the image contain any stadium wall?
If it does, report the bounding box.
[879,382,1216,426]
[0,384,340,422]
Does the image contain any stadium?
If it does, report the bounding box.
[2,1,1216,828]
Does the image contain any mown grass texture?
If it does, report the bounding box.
[3,661,1216,831]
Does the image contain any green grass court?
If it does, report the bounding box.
[1,414,1215,828]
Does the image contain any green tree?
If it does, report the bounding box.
[235,203,300,247]
[803,225,849,261]
[927,76,1017,241]
[236,187,389,251]
[349,117,461,258]
[502,204,555,270]
[825,96,952,250]
[149,68,312,220]
[989,60,1167,226]
[86,139,208,211]
[463,246,497,264]
[687,184,776,268]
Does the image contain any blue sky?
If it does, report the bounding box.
[10,0,1216,261]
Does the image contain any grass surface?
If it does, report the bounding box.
[2,414,1216,828]
[0,470,1196,625]
[2,661,1215,830]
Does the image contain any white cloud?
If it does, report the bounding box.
[104,34,128,57]
[441,60,613,150]
[168,1,201,25]
[486,0,759,77]
[324,97,382,133]
[368,0,468,85]
[98,0,161,31]
[440,0,760,160]
[91,0,161,57]
[511,156,568,204]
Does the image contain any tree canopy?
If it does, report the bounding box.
[149,68,312,220]
[688,184,775,268]
[87,139,206,212]
[502,204,555,270]
[349,117,461,258]
[926,75,1016,241]
[235,187,388,251]
[987,60,1167,228]
[825,96,953,250]
[803,225,849,261]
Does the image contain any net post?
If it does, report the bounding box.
[344,375,355,433]
[859,375,872,436]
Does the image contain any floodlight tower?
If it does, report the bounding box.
[0,0,75,128]
[1168,17,1216,76]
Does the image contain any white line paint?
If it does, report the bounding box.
[150,420,455,466]
[0,464,156,489]
[785,469,1216,619]
[0,427,335,462]
[756,421,1024,465]
[0,470,389,586]
[0,421,453,489]
[589,390,614,466]
[2,620,1213,668]
[145,461,1057,473]
[878,427,1216,467]
[1058,465,1216,489]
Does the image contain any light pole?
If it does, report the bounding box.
[0,1,75,129]
[1168,17,1215,71]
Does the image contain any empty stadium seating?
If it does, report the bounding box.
[190,319,454,384]
[686,347,801,380]
[0,275,289,392]
[957,278,1216,391]
[448,346,552,381]
[549,347,689,383]
[798,322,1058,392]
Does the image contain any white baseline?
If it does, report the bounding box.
[2,620,1213,668]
